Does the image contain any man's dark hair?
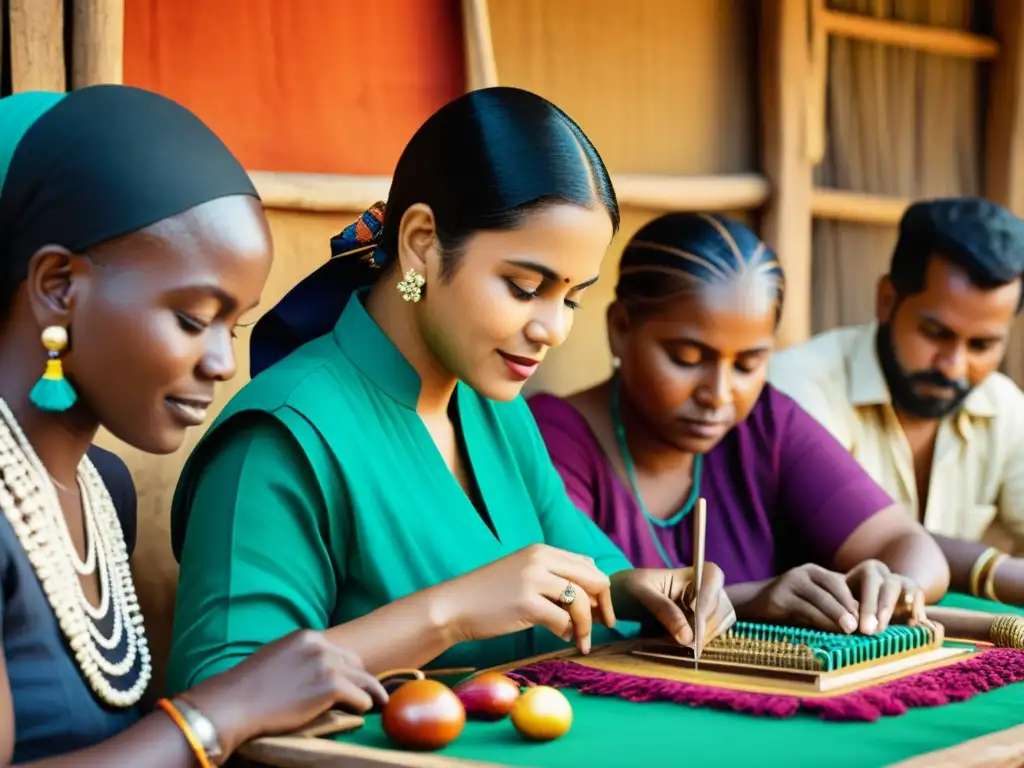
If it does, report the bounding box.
[890,197,1024,310]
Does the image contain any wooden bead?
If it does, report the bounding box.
[40,326,68,352]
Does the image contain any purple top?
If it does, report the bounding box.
[528,385,894,584]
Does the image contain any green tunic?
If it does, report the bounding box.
[166,290,636,693]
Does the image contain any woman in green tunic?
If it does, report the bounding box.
[167,87,737,691]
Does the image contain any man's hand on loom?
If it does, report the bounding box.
[609,564,737,652]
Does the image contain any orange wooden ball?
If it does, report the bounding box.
[510,685,573,742]
[381,679,466,751]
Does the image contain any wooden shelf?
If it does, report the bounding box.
[821,8,998,59]
[248,172,391,213]
[612,173,769,211]
[811,187,910,225]
[250,171,772,214]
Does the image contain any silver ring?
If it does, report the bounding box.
[558,582,577,606]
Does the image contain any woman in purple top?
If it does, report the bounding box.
[529,212,950,637]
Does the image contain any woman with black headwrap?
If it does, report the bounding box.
[0,86,385,766]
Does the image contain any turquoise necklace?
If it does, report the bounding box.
[610,374,703,570]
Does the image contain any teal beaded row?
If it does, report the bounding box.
[722,622,935,672]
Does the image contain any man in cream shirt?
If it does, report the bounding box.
[769,197,1024,605]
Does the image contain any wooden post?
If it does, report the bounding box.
[985,0,1024,386]
[71,0,125,88]
[10,0,66,92]
[986,0,1024,215]
[760,0,814,348]
[461,0,499,90]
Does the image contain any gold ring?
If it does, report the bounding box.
[558,582,576,606]
[892,587,916,622]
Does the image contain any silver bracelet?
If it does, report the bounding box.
[171,697,226,766]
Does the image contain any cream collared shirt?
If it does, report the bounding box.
[767,322,1024,549]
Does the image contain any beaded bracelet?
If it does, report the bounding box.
[156,698,213,768]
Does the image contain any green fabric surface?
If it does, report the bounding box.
[338,594,1024,767]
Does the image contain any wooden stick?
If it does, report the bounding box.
[692,497,707,665]
[820,9,998,59]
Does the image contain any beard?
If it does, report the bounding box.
[875,323,971,419]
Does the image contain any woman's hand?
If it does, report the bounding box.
[845,559,927,632]
[610,564,736,653]
[741,561,924,635]
[181,630,390,756]
[437,544,618,655]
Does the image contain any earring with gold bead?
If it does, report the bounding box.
[29,326,78,412]
[397,269,426,303]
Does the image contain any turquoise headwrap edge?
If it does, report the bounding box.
[0,91,66,206]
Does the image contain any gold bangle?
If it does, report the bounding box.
[983,554,1009,603]
[970,546,1000,597]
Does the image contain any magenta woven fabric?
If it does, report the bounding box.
[505,649,1024,722]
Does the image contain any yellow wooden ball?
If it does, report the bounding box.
[510,685,573,742]
[40,326,68,352]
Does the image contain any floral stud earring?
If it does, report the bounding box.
[397,269,426,303]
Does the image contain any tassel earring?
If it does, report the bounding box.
[397,269,425,303]
[30,326,77,413]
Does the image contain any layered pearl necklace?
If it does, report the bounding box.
[0,398,151,708]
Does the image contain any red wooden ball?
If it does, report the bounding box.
[453,672,522,720]
[381,679,466,751]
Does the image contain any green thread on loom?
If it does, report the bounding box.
[711,622,936,673]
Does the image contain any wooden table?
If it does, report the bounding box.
[241,593,1024,768]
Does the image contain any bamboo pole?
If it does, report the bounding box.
[461,0,499,90]
[71,0,125,88]
[760,0,813,348]
[820,9,998,59]
[10,0,66,92]
[248,171,771,214]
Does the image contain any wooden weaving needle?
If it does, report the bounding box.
[692,497,707,668]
